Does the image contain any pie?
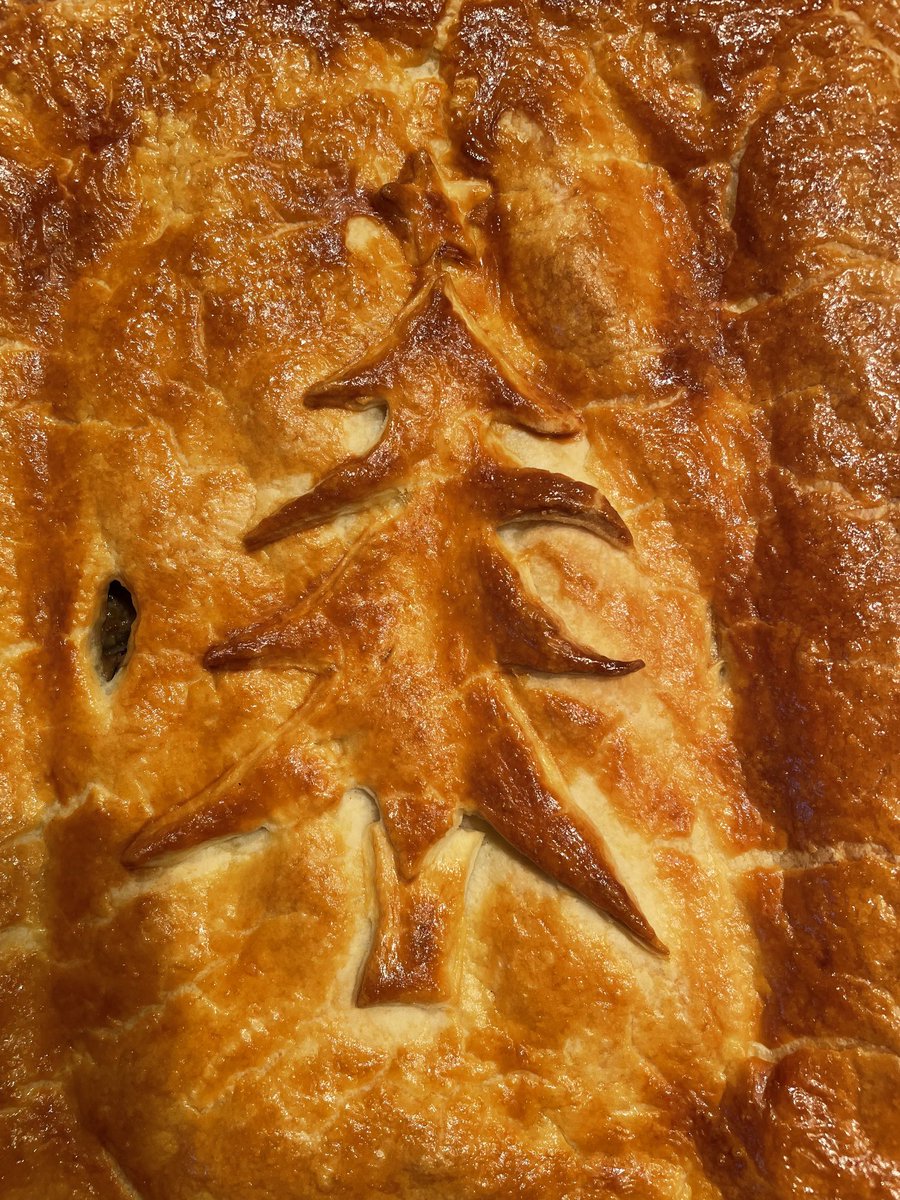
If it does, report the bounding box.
[1,0,898,1196]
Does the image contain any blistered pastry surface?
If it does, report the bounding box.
[0,1,897,1196]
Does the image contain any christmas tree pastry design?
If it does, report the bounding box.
[124,154,664,1005]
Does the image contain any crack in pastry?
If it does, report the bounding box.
[95,580,138,683]
[123,238,665,993]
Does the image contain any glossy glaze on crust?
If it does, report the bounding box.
[0,1,897,1198]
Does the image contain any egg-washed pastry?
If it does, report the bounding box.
[0,0,898,1196]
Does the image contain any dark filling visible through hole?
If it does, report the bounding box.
[98,580,136,682]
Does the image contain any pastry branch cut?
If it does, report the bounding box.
[123,718,335,867]
[244,412,408,550]
[466,679,665,954]
[469,455,633,546]
[476,537,644,676]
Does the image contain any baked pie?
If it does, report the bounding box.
[1,0,898,1195]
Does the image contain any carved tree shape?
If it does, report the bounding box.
[123,155,665,1006]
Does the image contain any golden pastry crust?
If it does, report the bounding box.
[0,0,897,1196]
